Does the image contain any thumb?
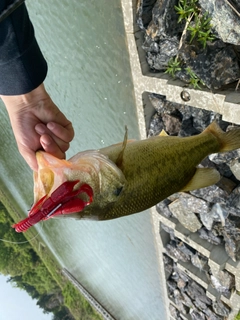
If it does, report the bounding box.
[18,145,38,172]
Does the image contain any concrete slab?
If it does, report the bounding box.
[120,0,240,319]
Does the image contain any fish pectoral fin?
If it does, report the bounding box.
[180,167,221,192]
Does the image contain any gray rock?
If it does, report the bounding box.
[199,0,240,45]
[210,270,235,295]
[139,0,183,70]
[198,227,222,245]
[177,240,195,258]
[162,113,182,135]
[148,95,218,133]
[167,192,182,202]
[165,241,190,262]
[190,185,229,204]
[169,199,202,232]
[230,158,240,180]
[191,253,209,271]
[209,149,240,165]
[187,280,212,305]
[163,253,173,277]
[223,236,240,262]
[179,117,201,137]
[217,215,240,261]
[156,199,172,218]
[136,0,158,30]
[204,308,222,320]
[193,298,208,312]
[147,94,224,138]
[191,109,217,131]
[189,309,206,320]
[151,0,182,39]
[179,40,240,89]
[175,265,191,283]
[138,0,240,89]
[211,203,229,224]
[181,292,193,308]
[201,203,229,230]
[161,223,175,240]
[148,93,166,113]
[227,185,240,212]
[167,279,177,292]
[212,300,231,317]
[199,210,214,230]
[173,289,189,314]
[177,278,187,290]
[146,38,179,70]
[166,241,191,262]
[148,112,164,137]
[200,156,218,170]
[216,176,237,194]
[148,93,184,135]
[215,163,234,178]
[169,304,180,319]
[179,193,209,214]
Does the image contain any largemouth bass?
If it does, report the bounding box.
[13,121,240,232]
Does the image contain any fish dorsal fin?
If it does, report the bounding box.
[116,126,128,168]
[159,129,168,136]
[181,167,220,192]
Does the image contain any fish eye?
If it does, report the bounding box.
[114,186,123,196]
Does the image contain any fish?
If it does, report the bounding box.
[13,121,240,231]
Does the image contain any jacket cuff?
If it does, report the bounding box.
[0,37,48,95]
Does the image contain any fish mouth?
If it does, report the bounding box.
[33,167,55,203]
[34,151,70,203]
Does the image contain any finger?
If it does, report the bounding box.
[18,145,38,172]
[50,108,73,129]
[42,105,74,135]
[40,134,67,159]
[47,121,74,142]
[35,123,70,153]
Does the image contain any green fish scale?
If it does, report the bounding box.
[76,131,220,220]
[98,132,220,220]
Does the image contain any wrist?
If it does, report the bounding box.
[0,83,49,112]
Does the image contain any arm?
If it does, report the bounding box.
[1,84,74,171]
[0,1,74,171]
[0,0,47,95]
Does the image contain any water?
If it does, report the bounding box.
[0,1,168,319]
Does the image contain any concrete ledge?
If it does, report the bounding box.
[157,205,240,320]
[121,1,240,319]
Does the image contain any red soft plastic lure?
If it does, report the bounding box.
[13,180,93,233]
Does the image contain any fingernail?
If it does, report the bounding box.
[35,124,46,134]
[40,135,52,146]
[47,122,55,130]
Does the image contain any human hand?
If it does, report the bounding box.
[1,84,74,171]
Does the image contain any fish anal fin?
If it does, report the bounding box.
[181,168,221,192]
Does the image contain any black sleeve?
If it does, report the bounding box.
[0,0,48,95]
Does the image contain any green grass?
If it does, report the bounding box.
[235,312,240,320]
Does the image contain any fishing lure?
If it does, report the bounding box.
[13,180,93,233]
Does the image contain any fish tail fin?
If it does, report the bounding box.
[204,121,240,152]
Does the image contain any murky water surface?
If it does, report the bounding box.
[0,1,167,319]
